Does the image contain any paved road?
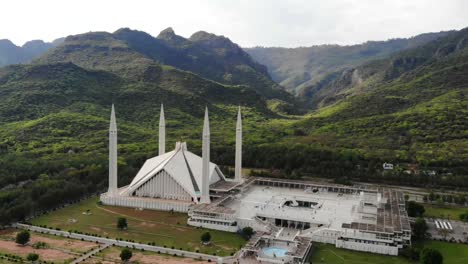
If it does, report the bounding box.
[14,223,236,263]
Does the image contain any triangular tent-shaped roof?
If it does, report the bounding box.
[124,142,225,202]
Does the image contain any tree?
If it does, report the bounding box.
[420,248,443,264]
[459,212,468,222]
[413,218,428,240]
[201,232,211,244]
[401,246,419,261]
[428,192,435,202]
[407,201,425,217]
[120,248,132,262]
[242,227,254,239]
[27,253,39,263]
[458,195,467,205]
[117,217,128,230]
[16,230,30,245]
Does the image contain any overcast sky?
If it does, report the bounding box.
[2,0,467,47]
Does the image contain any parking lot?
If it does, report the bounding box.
[425,218,468,242]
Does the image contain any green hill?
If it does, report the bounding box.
[0,28,467,225]
[245,31,451,95]
[303,28,468,109]
[35,28,297,111]
[0,59,284,225]
[287,29,468,186]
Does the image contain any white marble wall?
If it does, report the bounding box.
[335,239,398,255]
[100,194,189,213]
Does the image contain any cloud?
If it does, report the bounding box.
[1,0,467,47]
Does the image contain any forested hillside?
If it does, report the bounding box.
[35,28,297,112]
[245,31,450,95]
[0,27,467,225]
[285,28,468,186]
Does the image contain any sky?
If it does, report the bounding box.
[1,0,468,48]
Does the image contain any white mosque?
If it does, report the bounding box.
[100,104,243,212]
[100,104,411,263]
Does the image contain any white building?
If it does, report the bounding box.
[100,104,411,263]
[100,104,242,212]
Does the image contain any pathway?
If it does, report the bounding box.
[14,223,239,263]
[70,243,110,264]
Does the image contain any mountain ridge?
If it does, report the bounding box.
[0,27,467,226]
[34,28,298,113]
[0,38,63,67]
[245,30,453,96]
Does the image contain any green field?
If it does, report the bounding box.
[309,241,468,264]
[413,240,468,264]
[309,243,413,264]
[423,203,468,220]
[94,246,199,263]
[31,197,245,256]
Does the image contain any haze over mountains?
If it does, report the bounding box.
[0,26,467,223]
[245,31,452,95]
[0,38,63,67]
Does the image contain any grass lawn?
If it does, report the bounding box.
[309,241,468,264]
[308,243,413,264]
[31,196,245,256]
[423,203,468,220]
[413,240,468,264]
[94,246,207,263]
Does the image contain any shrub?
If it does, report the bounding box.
[420,248,443,264]
[15,231,30,245]
[413,218,428,240]
[117,217,128,230]
[27,253,39,262]
[120,248,132,262]
[201,232,211,243]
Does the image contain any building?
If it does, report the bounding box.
[189,178,411,258]
[100,104,243,212]
[100,105,411,263]
[383,163,394,170]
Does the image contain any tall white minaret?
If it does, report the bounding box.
[234,106,243,182]
[108,104,118,195]
[200,107,211,204]
[159,104,166,156]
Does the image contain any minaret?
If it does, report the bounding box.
[234,106,243,182]
[200,107,211,204]
[159,104,166,156]
[108,104,118,195]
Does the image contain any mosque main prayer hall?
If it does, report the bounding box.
[101,104,411,263]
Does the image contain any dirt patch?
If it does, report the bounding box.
[90,226,102,232]
[0,240,73,262]
[0,229,14,236]
[139,222,156,228]
[3,231,98,253]
[135,253,210,264]
[31,235,98,253]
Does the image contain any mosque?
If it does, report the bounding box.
[100,105,411,263]
[100,104,243,212]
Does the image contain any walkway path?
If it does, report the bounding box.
[70,243,110,264]
[14,223,237,263]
